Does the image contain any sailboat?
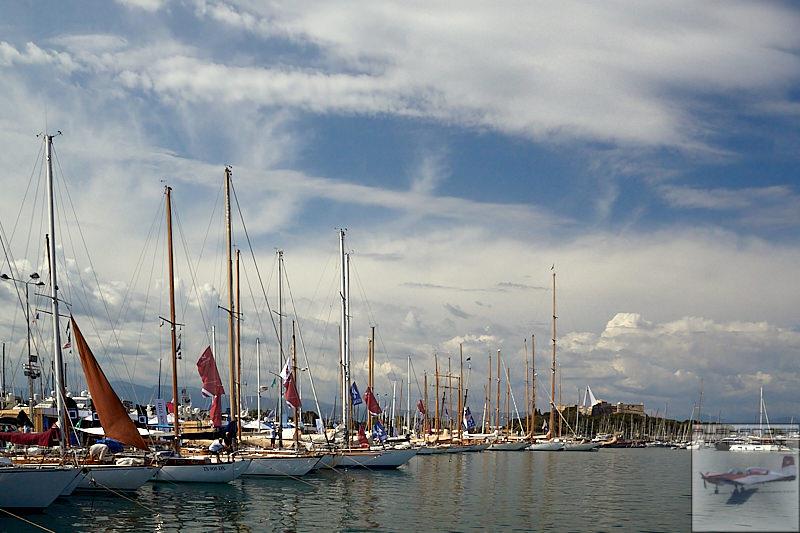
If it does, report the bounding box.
[729,387,791,452]
[2,133,144,504]
[67,317,161,490]
[529,267,564,451]
[152,181,250,482]
[320,230,417,469]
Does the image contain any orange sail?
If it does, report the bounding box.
[71,317,149,450]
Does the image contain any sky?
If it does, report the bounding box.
[0,1,798,424]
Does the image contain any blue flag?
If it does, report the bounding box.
[463,406,476,430]
[372,420,387,442]
[350,382,363,406]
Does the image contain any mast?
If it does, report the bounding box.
[278,249,284,447]
[165,186,180,452]
[292,321,299,449]
[447,356,452,436]
[368,326,375,429]
[524,339,529,437]
[339,230,349,445]
[423,371,428,434]
[45,134,67,455]
[406,355,411,434]
[235,248,243,441]
[549,267,556,439]
[532,334,536,437]
[256,338,261,430]
[458,344,463,441]
[495,349,501,435]
[487,353,492,433]
[224,167,236,447]
[434,354,440,439]
[506,366,511,434]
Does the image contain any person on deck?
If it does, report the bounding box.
[208,438,224,463]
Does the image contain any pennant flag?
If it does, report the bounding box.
[463,406,476,430]
[196,345,225,427]
[350,382,363,406]
[279,355,292,383]
[417,399,426,415]
[364,386,382,415]
[542,420,548,431]
[372,420,388,442]
[357,424,369,448]
[284,371,302,409]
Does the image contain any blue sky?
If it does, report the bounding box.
[0,1,798,423]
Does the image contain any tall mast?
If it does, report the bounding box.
[45,134,67,455]
[506,366,511,434]
[224,167,236,446]
[434,354,440,439]
[524,339,529,437]
[235,248,242,441]
[368,326,375,429]
[256,338,261,430]
[532,334,536,437]
[549,268,556,439]
[292,321,299,449]
[339,230,349,445]
[495,349,501,435]
[487,353,492,433]
[165,186,180,452]
[423,371,428,434]
[406,355,411,434]
[447,356,452,436]
[458,344,463,442]
[278,249,284,447]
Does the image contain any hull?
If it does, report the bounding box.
[488,441,529,451]
[336,448,418,469]
[153,459,251,483]
[77,465,160,492]
[528,441,565,451]
[242,455,320,477]
[563,442,600,451]
[315,453,339,469]
[462,443,490,452]
[1,467,83,508]
[729,444,791,452]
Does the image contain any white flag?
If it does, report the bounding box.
[279,355,292,383]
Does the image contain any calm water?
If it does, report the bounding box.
[2,449,692,532]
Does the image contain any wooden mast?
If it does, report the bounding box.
[506,366,511,434]
[549,268,556,439]
[224,167,236,448]
[165,186,180,452]
[368,326,375,430]
[447,356,452,437]
[235,248,242,442]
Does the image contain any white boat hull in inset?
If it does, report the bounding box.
[1,467,83,508]
[528,441,565,451]
[153,459,251,483]
[562,442,600,451]
[77,465,160,491]
[241,455,320,476]
[336,448,418,469]
[489,441,530,451]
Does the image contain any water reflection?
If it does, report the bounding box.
[1,449,692,532]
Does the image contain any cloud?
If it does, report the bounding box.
[114,0,165,12]
[659,185,800,229]
[194,0,800,149]
[496,282,547,291]
[443,303,471,319]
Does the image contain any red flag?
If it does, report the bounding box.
[357,424,369,448]
[364,386,382,415]
[284,372,302,410]
[166,401,174,414]
[197,346,225,427]
[417,399,426,415]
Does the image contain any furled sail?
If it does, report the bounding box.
[71,317,149,450]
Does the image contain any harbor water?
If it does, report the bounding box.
[2,449,692,532]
